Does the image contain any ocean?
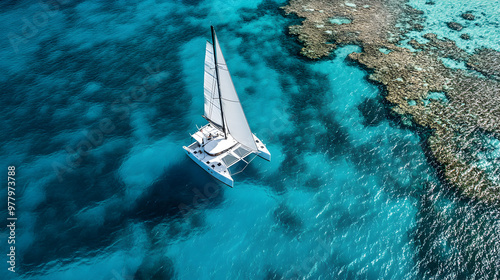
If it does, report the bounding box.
[1,0,499,279]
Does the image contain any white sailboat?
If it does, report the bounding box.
[183,26,271,187]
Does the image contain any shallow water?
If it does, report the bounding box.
[404,0,500,52]
[1,0,499,279]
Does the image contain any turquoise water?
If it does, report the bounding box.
[169,44,432,279]
[439,57,466,69]
[0,0,499,279]
[405,0,500,52]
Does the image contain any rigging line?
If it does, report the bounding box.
[220,98,240,103]
[231,154,258,175]
[211,25,227,138]
[206,100,221,107]
[206,76,220,117]
[205,71,216,78]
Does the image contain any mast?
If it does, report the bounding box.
[211,26,227,139]
[209,26,258,152]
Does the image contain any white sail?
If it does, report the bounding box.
[204,41,224,128]
[213,32,258,152]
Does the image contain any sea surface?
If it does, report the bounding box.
[0,0,499,279]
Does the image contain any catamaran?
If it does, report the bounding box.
[183,26,271,187]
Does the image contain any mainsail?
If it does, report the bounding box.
[203,41,224,128]
[212,28,258,152]
[183,26,271,187]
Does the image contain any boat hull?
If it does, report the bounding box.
[183,124,271,187]
[183,144,234,187]
[253,135,271,161]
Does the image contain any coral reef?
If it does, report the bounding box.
[282,0,423,58]
[468,49,500,81]
[348,45,500,203]
[461,13,475,21]
[446,21,464,31]
[283,0,500,202]
[460,33,471,40]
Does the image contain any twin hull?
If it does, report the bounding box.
[183,125,270,187]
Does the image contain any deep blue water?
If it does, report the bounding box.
[1,0,499,279]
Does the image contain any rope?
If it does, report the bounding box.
[231,154,258,175]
